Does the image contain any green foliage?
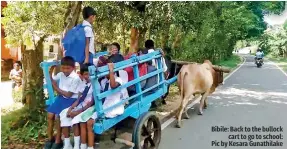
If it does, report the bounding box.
[2,1,67,46]
[12,89,23,103]
[259,26,287,57]
[1,104,47,146]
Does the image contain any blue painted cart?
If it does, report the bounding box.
[40,50,177,149]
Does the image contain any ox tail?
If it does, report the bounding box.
[178,69,188,100]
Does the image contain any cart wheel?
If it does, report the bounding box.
[132,112,161,149]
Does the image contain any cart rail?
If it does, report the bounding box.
[40,50,177,134]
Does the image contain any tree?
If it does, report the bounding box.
[55,1,82,74]
[2,1,67,108]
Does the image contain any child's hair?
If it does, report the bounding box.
[80,63,91,75]
[108,54,124,77]
[15,61,22,67]
[82,6,96,19]
[111,42,121,52]
[61,56,75,67]
[145,39,154,49]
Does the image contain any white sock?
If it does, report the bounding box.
[80,144,87,149]
[64,138,71,148]
[74,136,80,147]
[87,147,94,149]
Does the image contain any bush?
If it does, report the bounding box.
[12,88,23,103]
[1,102,47,147]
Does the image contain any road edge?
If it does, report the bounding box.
[160,55,246,129]
[266,58,287,77]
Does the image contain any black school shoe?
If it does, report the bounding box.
[51,142,63,149]
[44,141,53,149]
[44,138,56,149]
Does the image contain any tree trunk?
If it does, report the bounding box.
[172,31,181,50]
[129,27,140,53]
[122,23,127,55]
[63,1,82,34]
[160,30,170,49]
[55,1,82,74]
[138,27,147,48]
[147,24,151,40]
[22,36,46,108]
[161,5,171,49]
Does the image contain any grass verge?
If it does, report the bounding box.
[1,104,47,148]
[214,54,242,68]
[266,55,287,72]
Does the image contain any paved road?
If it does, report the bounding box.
[159,55,287,149]
[0,81,14,108]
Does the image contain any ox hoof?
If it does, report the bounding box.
[204,105,207,109]
[198,111,203,115]
[184,113,190,119]
[176,122,182,128]
[162,99,167,105]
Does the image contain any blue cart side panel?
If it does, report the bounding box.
[90,50,172,134]
[40,51,109,106]
[40,61,60,105]
[40,50,178,135]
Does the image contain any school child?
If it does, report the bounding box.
[59,63,95,149]
[45,56,81,149]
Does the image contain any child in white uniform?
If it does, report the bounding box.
[59,64,97,149]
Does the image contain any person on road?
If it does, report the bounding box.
[255,49,264,64]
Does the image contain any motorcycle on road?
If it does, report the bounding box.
[255,58,263,68]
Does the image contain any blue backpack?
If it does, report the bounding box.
[62,24,92,63]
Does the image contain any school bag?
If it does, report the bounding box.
[62,24,92,63]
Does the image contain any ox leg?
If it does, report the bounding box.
[204,98,208,109]
[198,92,209,115]
[184,95,194,119]
[176,97,188,128]
[203,93,207,109]
[184,107,190,119]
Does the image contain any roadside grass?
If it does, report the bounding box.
[266,55,287,72]
[1,105,47,148]
[1,88,47,148]
[215,54,242,68]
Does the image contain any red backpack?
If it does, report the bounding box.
[124,53,147,81]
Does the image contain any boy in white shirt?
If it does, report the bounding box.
[59,63,95,149]
[82,6,96,65]
[45,56,81,149]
